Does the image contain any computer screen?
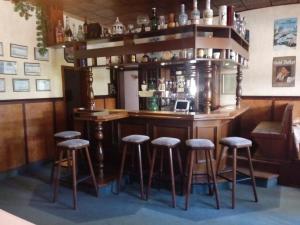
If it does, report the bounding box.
[174,100,190,112]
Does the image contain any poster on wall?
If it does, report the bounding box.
[274,18,297,50]
[272,56,296,87]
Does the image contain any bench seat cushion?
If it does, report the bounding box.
[251,121,286,139]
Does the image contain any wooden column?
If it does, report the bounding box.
[87,68,95,110]
[94,121,104,179]
[236,65,242,107]
[203,61,213,114]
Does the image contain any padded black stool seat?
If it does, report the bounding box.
[147,137,183,208]
[118,134,150,200]
[217,136,258,209]
[219,137,252,148]
[54,131,81,139]
[185,139,220,210]
[53,138,98,209]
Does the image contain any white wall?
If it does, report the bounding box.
[241,4,300,96]
[0,1,109,100]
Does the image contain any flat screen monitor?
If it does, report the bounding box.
[174,100,190,112]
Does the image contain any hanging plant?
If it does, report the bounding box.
[12,0,34,20]
[11,0,48,56]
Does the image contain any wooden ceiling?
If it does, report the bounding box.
[59,0,300,25]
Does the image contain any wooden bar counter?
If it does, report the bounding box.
[74,105,248,185]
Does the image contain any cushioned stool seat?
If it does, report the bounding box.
[54,131,81,139]
[122,135,150,144]
[57,139,89,149]
[219,137,252,148]
[186,139,215,150]
[151,137,180,147]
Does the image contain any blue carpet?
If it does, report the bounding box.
[0,168,299,225]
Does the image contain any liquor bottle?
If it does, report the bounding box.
[72,24,77,41]
[178,4,188,26]
[150,8,158,31]
[203,0,213,25]
[55,19,64,43]
[77,25,85,41]
[64,16,73,42]
[83,17,88,40]
[190,0,200,25]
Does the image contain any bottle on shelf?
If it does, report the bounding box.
[64,16,73,42]
[55,19,64,44]
[178,4,188,26]
[150,8,158,31]
[168,13,176,28]
[227,5,234,26]
[83,17,88,40]
[77,25,85,41]
[190,0,200,25]
[219,5,227,26]
[203,0,213,25]
[72,24,77,41]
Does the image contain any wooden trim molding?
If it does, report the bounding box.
[242,96,300,100]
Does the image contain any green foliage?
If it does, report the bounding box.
[12,0,48,56]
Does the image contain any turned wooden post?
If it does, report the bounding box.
[203,61,213,113]
[87,68,95,110]
[236,65,242,107]
[94,121,104,179]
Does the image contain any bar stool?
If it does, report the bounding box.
[52,139,98,209]
[117,134,150,200]
[185,139,220,210]
[51,131,81,183]
[216,137,258,209]
[147,137,183,208]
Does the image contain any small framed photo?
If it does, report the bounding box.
[0,60,17,75]
[0,42,3,56]
[10,44,28,59]
[36,79,50,91]
[34,47,49,61]
[64,46,75,63]
[0,79,5,92]
[13,79,30,92]
[222,74,236,95]
[24,62,41,76]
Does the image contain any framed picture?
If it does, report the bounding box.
[36,79,50,91]
[34,47,49,61]
[64,46,75,63]
[222,74,236,95]
[0,60,17,75]
[13,79,30,92]
[24,62,40,76]
[0,79,5,92]
[0,42,3,56]
[10,44,28,59]
[274,18,297,50]
[272,56,296,87]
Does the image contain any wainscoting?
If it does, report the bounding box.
[0,96,116,173]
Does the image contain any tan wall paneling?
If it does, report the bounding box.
[105,97,116,109]
[25,102,55,162]
[0,104,26,172]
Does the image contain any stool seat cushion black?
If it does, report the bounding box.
[186,139,214,150]
[220,137,252,148]
[57,139,89,149]
[151,137,180,147]
[54,131,81,139]
[122,135,150,144]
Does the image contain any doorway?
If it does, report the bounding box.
[62,66,86,129]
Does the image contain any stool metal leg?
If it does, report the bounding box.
[185,150,195,210]
[168,148,176,208]
[208,150,220,209]
[232,148,237,209]
[117,143,128,194]
[53,149,63,203]
[71,150,77,210]
[147,148,157,200]
[137,144,145,200]
[84,147,98,197]
[204,150,213,195]
[247,147,258,202]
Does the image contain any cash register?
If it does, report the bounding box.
[174,99,190,112]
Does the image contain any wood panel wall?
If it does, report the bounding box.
[0,96,116,173]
